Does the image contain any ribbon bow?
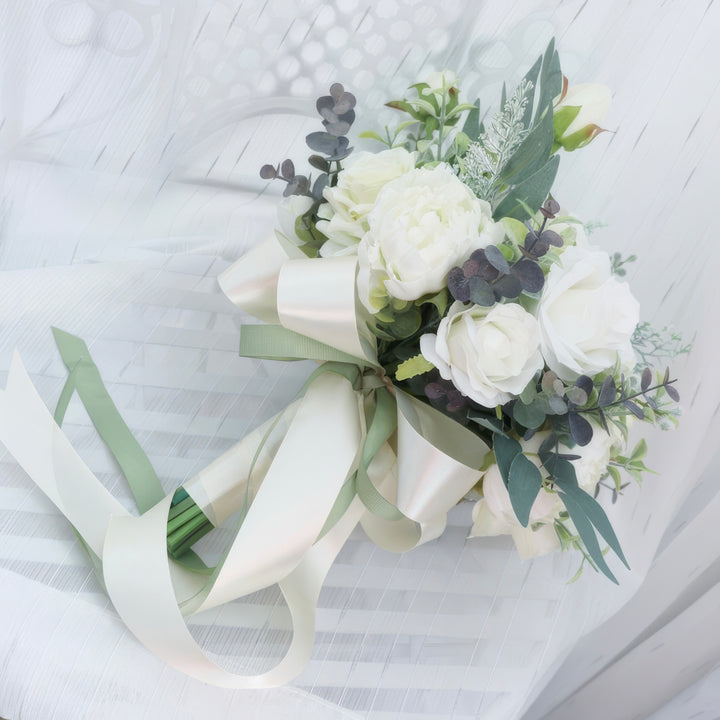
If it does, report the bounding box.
[0,234,489,687]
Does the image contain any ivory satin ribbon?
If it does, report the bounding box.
[0,236,490,687]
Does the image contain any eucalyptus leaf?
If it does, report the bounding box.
[568,411,593,446]
[494,434,522,484]
[560,492,618,584]
[384,307,422,338]
[538,432,557,460]
[513,399,546,429]
[519,379,537,405]
[512,258,544,293]
[493,154,560,221]
[521,54,542,128]
[548,394,567,414]
[485,244,510,274]
[498,107,554,187]
[507,453,543,527]
[492,274,522,299]
[641,367,652,392]
[575,375,594,397]
[308,155,331,172]
[560,483,629,570]
[469,414,509,437]
[259,164,277,180]
[280,159,295,179]
[468,276,495,306]
[623,400,645,419]
[535,38,562,125]
[565,386,588,406]
[540,229,563,247]
[541,371,558,394]
[544,454,577,486]
[462,99,481,141]
[598,376,617,407]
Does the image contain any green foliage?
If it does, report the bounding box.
[632,321,692,367]
[459,79,534,201]
[610,438,656,484]
[481,38,562,221]
[395,354,435,382]
[493,155,560,221]
[610,251,637,277]
[507,453,543,526]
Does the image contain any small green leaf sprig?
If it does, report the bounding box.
[361,75,475,164]
[632,320,692,368]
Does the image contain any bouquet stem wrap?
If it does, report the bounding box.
[0,234,490,687]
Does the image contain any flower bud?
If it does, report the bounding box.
[553,77,611,151]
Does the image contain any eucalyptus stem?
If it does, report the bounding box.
[578,380,677,414]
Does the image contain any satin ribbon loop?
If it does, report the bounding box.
[220,236,378,368]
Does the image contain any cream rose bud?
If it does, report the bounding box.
[420,301,544,408]
[316,147,416,257]
[538,246,639,381]
[553,82,611,151]
[357,164,501,311]
[422,69,459,100]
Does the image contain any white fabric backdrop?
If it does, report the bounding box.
[0,1,718,718]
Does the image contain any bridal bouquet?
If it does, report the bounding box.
[211,40,682,581]
[0,40,683,686]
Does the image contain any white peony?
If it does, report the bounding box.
[316,147,416,257]
[420,301,544,408]
[357,164,501,311]
[469,427,617,558]
[537,246,639,381]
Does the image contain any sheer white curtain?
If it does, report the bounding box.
[0,1,717,718]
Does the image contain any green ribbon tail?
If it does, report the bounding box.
[355,387,405,521]
[319,386,405,538]
[51,327,210,572]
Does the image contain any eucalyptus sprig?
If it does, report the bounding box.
[447,196,562,307]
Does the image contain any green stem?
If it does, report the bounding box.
[166,494,214,559]
[436,83,447,162]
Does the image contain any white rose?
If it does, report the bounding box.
[538,246,639,381]
[420,301,544,408]
[316,148,416,257]
[276,195,314,246]
[357,164,501,310]
[553,82,611,151]
[469,428,616,558]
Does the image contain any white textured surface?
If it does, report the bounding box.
[0,1,718,719]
